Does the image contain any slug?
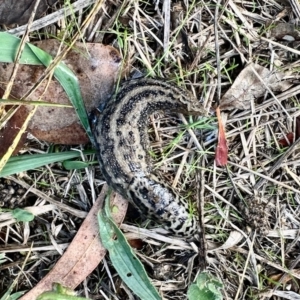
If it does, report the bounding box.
[93,78,206,237]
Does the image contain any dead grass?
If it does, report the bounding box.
[1,0,300,299]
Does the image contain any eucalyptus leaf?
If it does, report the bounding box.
[0,32,94,142]
[98,196,161,300]
[27,42,93,143]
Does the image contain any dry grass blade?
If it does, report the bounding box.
[254,138,300,190]
[6,176,88,218]
[289,0,300,18]
[0,0,42,171]
[1,0,42,103]
[7,0,97,36]
[0,106,38,171]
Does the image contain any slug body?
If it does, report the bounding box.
[94,78,206,237]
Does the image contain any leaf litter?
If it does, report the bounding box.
[0,39,121,148]
[1,0,300,299]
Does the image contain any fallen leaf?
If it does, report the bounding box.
[215,107,228,166]
[278,132,294,147]
[0,40,121,149]
[98,206,161,300]
[128,239,144,250]
[220,63,292,110]
[278,116,300,147]
[0,0,58,25]
[0,106,29,157]
[19,185,128,300]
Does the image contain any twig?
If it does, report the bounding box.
[229,161,300,194]
[289,0,300,18]
[214,0,222,105]
[254,138,300,190]
[7,0,97,36]
[163,0,171,61]
[196,160,207,271]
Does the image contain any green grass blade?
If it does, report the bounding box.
[0,150,95,177]
[0,290,25,300]
[63,160,98,170]
[0,32,42,65]
[98,198,161,300]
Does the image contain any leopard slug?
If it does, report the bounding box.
[93,78,206,237]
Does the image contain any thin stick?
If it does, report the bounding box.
[254,138,300,190]
[229,161,300,194]
[7,0,97,36]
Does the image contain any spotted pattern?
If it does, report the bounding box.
[93,78,206,237]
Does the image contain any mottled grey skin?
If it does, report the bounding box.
[94,78,206,237]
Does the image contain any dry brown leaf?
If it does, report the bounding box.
[127,238,145,250]
[278,116,300,146]
[19,185,128,300]
[278,132,295,147]
[220,63,292,110]
[0,106,29,157]
[0,0,58,25]
[0,40,121,147]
